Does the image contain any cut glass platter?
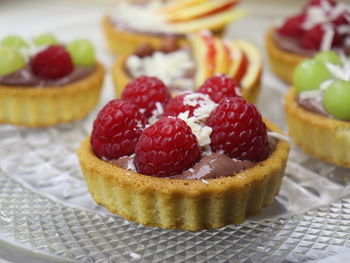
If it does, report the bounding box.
[1,1,350,262]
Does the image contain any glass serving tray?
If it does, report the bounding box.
[1,5,350,263]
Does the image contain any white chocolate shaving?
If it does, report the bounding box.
[126,50,195,91]
[267,132,291,144]
[148,102,164,125]
[178,93,217,147]
[321,24,335,51]
[326,62,350,81]
[110,2,173,33]
[298,89,323,100]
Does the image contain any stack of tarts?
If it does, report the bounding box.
[78,75,290,231]
[285,50,350,168]
[0,34,104,127]
[113,31,262,104]
[266,0,350,83]
[103,0,246,55]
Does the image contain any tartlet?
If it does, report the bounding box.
[266,0,350,83]
[113,31,262,104]
[265,28,305,84]
[285,88,350,167]
[103,0,245,55]
[284,50,350,167]
[0,34,104,127]
[78,76,290,231]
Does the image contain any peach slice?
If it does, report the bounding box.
[169,9,246,33]
[214,39,231,74]
[166,0,239,23]
[191,34,212,87]
[235,40,262,90]
[159,0,209,14]
[228,42,245,80]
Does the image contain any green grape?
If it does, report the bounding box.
[314,51,342,65]
[293,59,333,93]
[67,39,95,66]
[0,47,25,75]
[1,35,29,48]
[323,80,350,120]
[34,33,58,46]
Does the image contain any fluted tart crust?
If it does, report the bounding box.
[265,28,305,84]
[102,16,224,56]
[285,88,350,167]
[77,120,290,231]
[0,62,104,127]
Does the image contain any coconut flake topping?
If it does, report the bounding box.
[178,93,217,147]
[126,50,195,93]
[110,2,173,33]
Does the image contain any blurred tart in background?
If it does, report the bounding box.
[0,33,104,127]
[266,0,350,83]
[285,50,350,167]
[113,31,262,103]
[103,0,246,55]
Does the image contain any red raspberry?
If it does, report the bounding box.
[197,74,241,103]
[206,97,269,162]
[332,11,350,26]
[91,99,146,160]
[134,117,201,177]
[163,92,210,118]
[278,14,306,38]
[300,24,342,50]
[31,45,73,80]
[121,76,171,118]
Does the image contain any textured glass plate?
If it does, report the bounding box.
[1,7,350,263]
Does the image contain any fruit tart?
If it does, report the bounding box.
[266,0,350,83]
[77,75,290,231]
[113,31,262,103]
[103,0,246,55]
[285,50,350,167]
[0,34,104,127]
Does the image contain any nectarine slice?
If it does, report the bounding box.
[166,0,239,23]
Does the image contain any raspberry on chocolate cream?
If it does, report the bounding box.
[198,74,241,103]
[163,92,216,118]
[277,14,305,38]
[121,76,171,118]
[134,117,201,177]
[31,45,73,80]
[91,99,146,160]
[206,97,269,162]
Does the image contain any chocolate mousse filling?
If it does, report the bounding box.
[109,137,277,180]
[295,95,330,117]
[0,64,96,87]
[273,31,316,57]
[274,31,350,58]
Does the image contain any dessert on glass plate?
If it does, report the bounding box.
[113,31,262,103]
[266,0,350,83]
[103,0,246,55]
[0,33,104,127]
[285,50,350,167]
[77,75,290,231]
